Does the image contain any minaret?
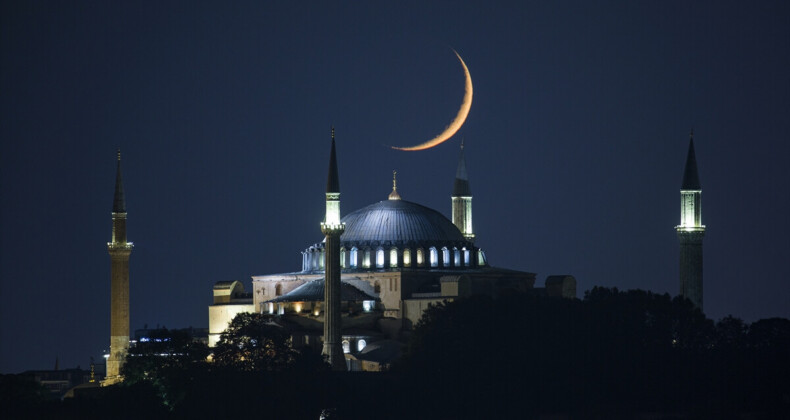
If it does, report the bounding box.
[105,150,133,383]
[452,139,474,241]
[321,128,346,371]
[676,131,705,310]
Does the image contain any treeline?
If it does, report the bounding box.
[4,288,789,418]
[396,287,790,417]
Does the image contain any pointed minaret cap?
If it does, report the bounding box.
[388,170,402,200]
[681,130,701,190]
[113,149,126,213]
[452,138,471,196]
[326,127,340,194]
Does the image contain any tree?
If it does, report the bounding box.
[212,312,326,372]
[122,328,209,385]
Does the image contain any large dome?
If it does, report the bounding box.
[339,200,467,247]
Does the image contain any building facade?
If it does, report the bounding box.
[209,136,576,368]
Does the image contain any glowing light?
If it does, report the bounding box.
[390,248,398,267]
[403,249,411,266]
[294,302,303,313]
[363,300,375,312]
[357,339,367,352]
[363,250,371,268]
[376,249,385,268]
[342,340,350,353]
[392,50,473,151]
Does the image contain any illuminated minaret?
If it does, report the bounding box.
[676,132,705,310]
[452,139,474,241]
[321,128,346,371]
[106,150,133,382]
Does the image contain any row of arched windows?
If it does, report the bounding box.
[302,245,486,271]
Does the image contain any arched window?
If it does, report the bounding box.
[319,249,325,269]
[442,247,450,267]
[478,249,487,266]
[340,247,346,268]
[403,249,411,267]
[357,339,367,352]
[453,247,461,267]
[267,302,274,314]
[463,248,471,266]
[390,248,398,267]
[374,281,381,294]
[342,340,350,353]
[350,247,358,268]
[416,248,424,266]
[376,248,385,268]
[363,249,371,268]
[429,247,438,267]
[275,283,282,296]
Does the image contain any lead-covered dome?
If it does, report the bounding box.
[301,198,483,272]
[339,200,466,247]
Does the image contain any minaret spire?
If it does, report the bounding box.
[113,149,126,213]
[676,131,705,311]
[452,138,474,241]
[321,127,346,371]
[105,149,133,384]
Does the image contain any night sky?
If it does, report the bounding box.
[2,1,789,374]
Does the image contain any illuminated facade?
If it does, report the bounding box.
[104,151,133,384]
[676,132,705,310]
[208,134,576,369]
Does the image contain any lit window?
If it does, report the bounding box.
[363,250,371,268]
[268,302,274,314]
[376,248,385,268]
[453,248,460,266]
[340,248,346,268]
[416,248,424,266]
[442,247,450,267]
[429,247,438,267]
[277,304,284,315]
[403,249,411,266]
[357,339,367,352]
[350,247,358,268]
[342,340,350,353]
[363,300,375,312]
[478,250,487,266]
[390,248,398,267]
[463,248,470,266]
[319,250,325,269]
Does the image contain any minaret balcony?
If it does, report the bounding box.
[107,242,134,250]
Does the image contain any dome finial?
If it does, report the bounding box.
[388,170,401,200]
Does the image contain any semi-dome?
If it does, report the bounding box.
[339,200,466,247]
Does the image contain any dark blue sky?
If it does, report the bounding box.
[2,1,789,373]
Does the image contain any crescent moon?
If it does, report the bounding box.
[392,50,473,151]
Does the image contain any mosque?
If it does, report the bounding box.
[105,130,702,375]
[208,133,577,370]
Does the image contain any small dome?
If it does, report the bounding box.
[339,200,467,247]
